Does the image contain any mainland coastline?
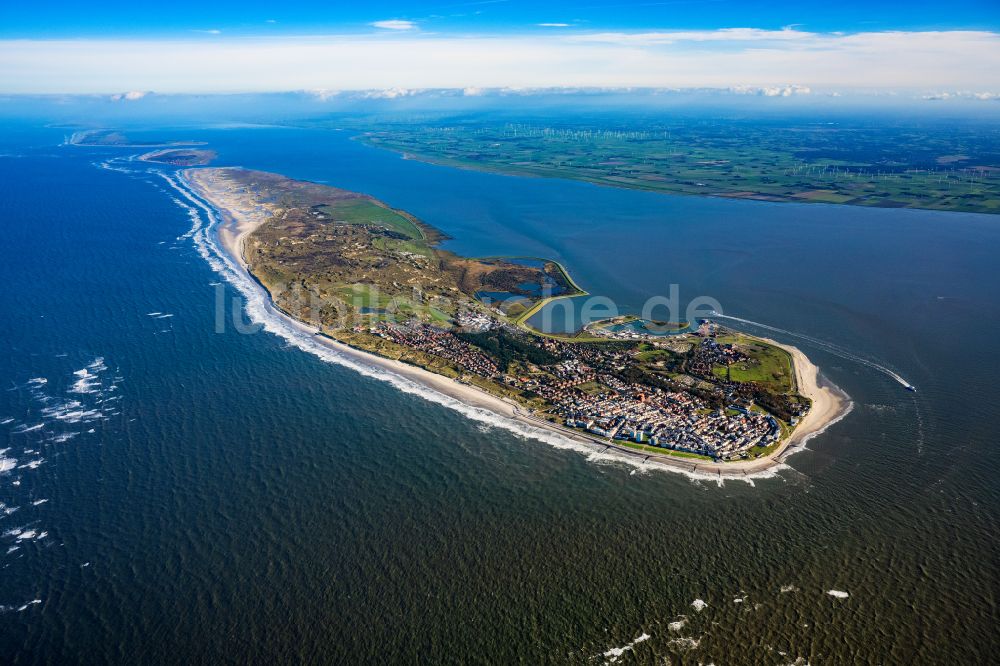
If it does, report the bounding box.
[182,166,849,478]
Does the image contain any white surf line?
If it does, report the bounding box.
[710,312,915,390]
[162,169,781,485]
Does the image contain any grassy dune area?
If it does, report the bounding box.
[213,168,584,333]
[713,334,796,394]
[319,199,425,240]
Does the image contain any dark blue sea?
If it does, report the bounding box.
[1,122,998,663]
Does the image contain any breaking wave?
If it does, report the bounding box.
[2,354,123,568]
[601,632,651,663]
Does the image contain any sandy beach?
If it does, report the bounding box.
[183,167,850,478]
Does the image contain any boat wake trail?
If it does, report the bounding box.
[710,312,915,390]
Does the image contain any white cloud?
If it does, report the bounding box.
[360,87,417,99]
[193,29,222,35]
[923,90,1000,101]
[537,23,571,28]
[371,20,416,31]
[306,88,341,101]
[730,84,811,97]
[109,90,150,101]
[572,27,816,45]
[1,29,997,95]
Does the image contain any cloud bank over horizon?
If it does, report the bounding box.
[1,28,998,96]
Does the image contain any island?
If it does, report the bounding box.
[183,166,847,476]
[68,129,207,148]
[138,148,216,166]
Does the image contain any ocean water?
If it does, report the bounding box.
[1,123,998,663]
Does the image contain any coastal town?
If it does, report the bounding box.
[363,314,806,461]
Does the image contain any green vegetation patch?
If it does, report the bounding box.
[575,381,609,395]
[320,199,424,240]
[617,440,714,461]
[456,329,560,371]
[636,349,676,363]
[715,334,794,393]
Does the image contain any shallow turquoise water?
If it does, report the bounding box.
[1,123,998,663]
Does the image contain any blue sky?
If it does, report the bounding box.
[3,0,998,37]
[1,1,999,95]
